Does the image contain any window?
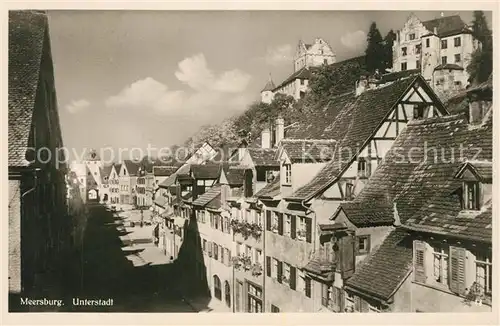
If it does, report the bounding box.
[284,164,292,184]
[245,245,252,259]
[304,276,312,298]
[285,214,291,237]
[413,104,425,119]
[236,242,242,255]
[255,249,262,265]
[401,62,407,71]
[235,281,243,312]
[214,243,219,260]
[323,59,328,65]
[221,246,225,263]
[297,216,306,240]
[224,281,231,307]
[416,59,421,69]
[455,53,461,63]
[283,263,291,284]
[454,36,461,47]
[426,38,430,48]
[271,305,280,313]
[415,44,421,54]
[409,33,416,40]
[344,183,354,201]
[356,235,371,255]
[300,79,305,85]
[402,47,407,56]
[247,283,263,312]
[442,56,447,65]
[213,275,222,300]
[271,258,279,279]
[463,181,480,210]
[441,39,447,49]
[475,252,492,295]
[321,283,331,307]
[432,244,449,285]
[202,239,207,252]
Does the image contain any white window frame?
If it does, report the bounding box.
[475,254,492,295]
[432,244,449,286]
[271,258,279,279]
[284,164,292,184]
[285,214,291,237]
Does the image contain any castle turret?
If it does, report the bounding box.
[261,74,275,104]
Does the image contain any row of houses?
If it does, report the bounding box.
[152,62,492,312]
[262,13,481,104]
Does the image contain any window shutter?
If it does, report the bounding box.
[340,234,355,278]
[290,266,296,290]
[291,215,296,239]
[305,218,312,243]
[360,298,369,312]
[277,261,283,283]
[449,246,467,295]
[208,241,213,256]
[413,240,426,283]
[228,250,232,266]
[354,296,361,312]
[354,236,360,255]
[305,277,312,298]
[278,213,284,235]
[266,256,271,277]
[266,210,271,231]
[366,236,371,253]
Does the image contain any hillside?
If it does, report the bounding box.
[183,56,368,150]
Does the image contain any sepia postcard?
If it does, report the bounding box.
[3,2,499,325]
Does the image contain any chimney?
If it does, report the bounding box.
[261,127,271,149]
[393,202,401,226]
[355,76,368,97]
[238,142,247,161]
[274,117,285,147]
[433,27,437,35]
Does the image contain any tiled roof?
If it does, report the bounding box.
[154,195,168,208]
[422,15,470,38]
[434,63,463,71]
[8,11,48,167]
[158,164,190,188]
[381,69,420,83]
[153,166,178,177]
[100,165,113,184]
[192,185,221,207]
[316,56,369,97]
[191,164,221,179]
[303,253,335,281]
[255,173,281,199]
[281,139,336,162]
[345,229,413,301]
[123,160,141,176]
[206,194,222,210]
[467,74,493,95]
[289,75,429,200]
[337,202,395,227]
[352,113,492,242]
[455,161,492,182]
[247,148,278,166]
[261,77,276,92]
[274,66,312,90]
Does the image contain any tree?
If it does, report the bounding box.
[365,22,385,73]
[382,29,397,70]
[467,11,492,84]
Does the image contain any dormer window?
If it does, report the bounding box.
[357,157,371,178]
[284,164,292,184]
[413,104,426,119]
[409,33,416,40]
[463,181,480,210]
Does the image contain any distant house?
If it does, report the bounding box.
[118,160,140,206]
[392,13,480,93]
[8,10,69,304]
[261,38,336,102]
[108,164,121,205]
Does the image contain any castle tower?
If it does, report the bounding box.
[261,74,275,104]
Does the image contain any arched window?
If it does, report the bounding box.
[213,275,222,300]
[224,281,231,307]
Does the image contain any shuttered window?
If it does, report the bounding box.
[449,246,466,295]
[305,218,312,243]
[290,266,297,290]
[304,277,312,298]
[290,215,296,239]
[277,213,284,235]
[277,261,283,283]
[266,256,271,277]
[414,240,427,283]
[266,210,272,231]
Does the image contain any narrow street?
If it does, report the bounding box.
[68,204,197,312]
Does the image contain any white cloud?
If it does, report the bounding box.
[341,30,367,51]
[264,44,293,66]
[65,99,90,114]
[105,54,252,118]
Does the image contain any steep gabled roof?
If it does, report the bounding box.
[336,202,395,227]
[280,139,337,162]
[421,15,470,38]
[261,75,276,92]
[100,165,113,183]
[351,112,492,242]
[190,164,221,179]
[345,229,413,302]
[8,11,49,167]
[123,160,141,176]
[224,168,246,186]
[288,75,437,201]
[434,63,463,71]
[153,166,178,177]
[273,66,312,91]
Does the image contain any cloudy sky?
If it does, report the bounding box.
[47,10,491,160]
